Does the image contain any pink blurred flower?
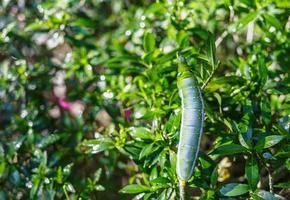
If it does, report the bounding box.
[58,98,71,110]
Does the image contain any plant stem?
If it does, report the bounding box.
[267,169,274,193]
[201,69,214,90]
[246,21,254,43]
[63,185,71,200]
[179,179,186,200]
[256,153,274,193]
[215,30,229,47]
[201,61,220,90]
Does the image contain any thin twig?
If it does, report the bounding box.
[201,62,220,90]
[256,153,274,193]
[179,179,186,200]
[201,69,215,90]
[167,188,174,200]
[63,185,71,200]
[215,4,234,47]
[215,30,229,48]
[246,21,254,43]
[260,165,288,191]
[267,169,274,193]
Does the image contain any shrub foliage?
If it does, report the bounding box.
[0,0,289,199]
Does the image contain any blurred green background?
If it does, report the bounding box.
[0,0,289,199]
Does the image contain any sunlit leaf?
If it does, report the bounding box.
[120,184,151,194]
[220,183,249,196]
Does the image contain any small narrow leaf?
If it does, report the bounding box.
[120,184,151,194]
[245,156,259,190]
[210,165,219,188]
[210,144,248,156]
[82,138,114,154]
[262,13,283,30]
[143,32,156,53]
[151,177,171,186]
[107,55,140,64]
[258,56,268,87]
[207,31,216,68]
[155,49,178,64]
[274,181,290,189]
[237,12,258,29]
[169,150,177,175]
[139,143,154,159]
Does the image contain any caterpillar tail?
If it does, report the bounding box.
[179,179,186,200]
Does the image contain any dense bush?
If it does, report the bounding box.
[0,0,289,199]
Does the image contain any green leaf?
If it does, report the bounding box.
[121,66,143,75]
[73,17,95,28]
[38,134,61,148]
[129,127,154,140]
[207,31,216,68]
[177,31,190,48]
[274,181,290,188]
[143,193,152,200]
[151,177,171,186]
[189,27,209,40]
[237,12,258,29]
[199,152,216,169]
[158,150,167,169]
[145,3,166,14]
[276,0,290,8]
[149,167,158,181]
[250,193,265,200]
[262,13,283,30]
[255,135,285,150]
[139,143,154,159]
[169,150,177,176]
[82,137,114,145]
[119,184,151,194]
[260,97,271,125]
[156,189,166,200]
[210,144,248,156]
[94,168,102,182]
[95,184,105,191]
[220,183,249,196]
[82,138,115,154]
[258,56,268,87]
[25,21,48,31]
[155,49,178,64]
[164,112,181,134]
[245,156,259,190]
[277,115,290,133]
[107,55,141,65]
[239,132,252,149]
[9,168,21,186]
[210,165,218,188]
[213,92,222,113]
[143,32,156,53]
[0,162,6,178]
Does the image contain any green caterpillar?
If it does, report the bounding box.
[176,55,204,195]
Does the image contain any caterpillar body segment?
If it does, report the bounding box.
[176,58,204,182]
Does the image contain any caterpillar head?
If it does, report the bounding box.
[177,52,194,76]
